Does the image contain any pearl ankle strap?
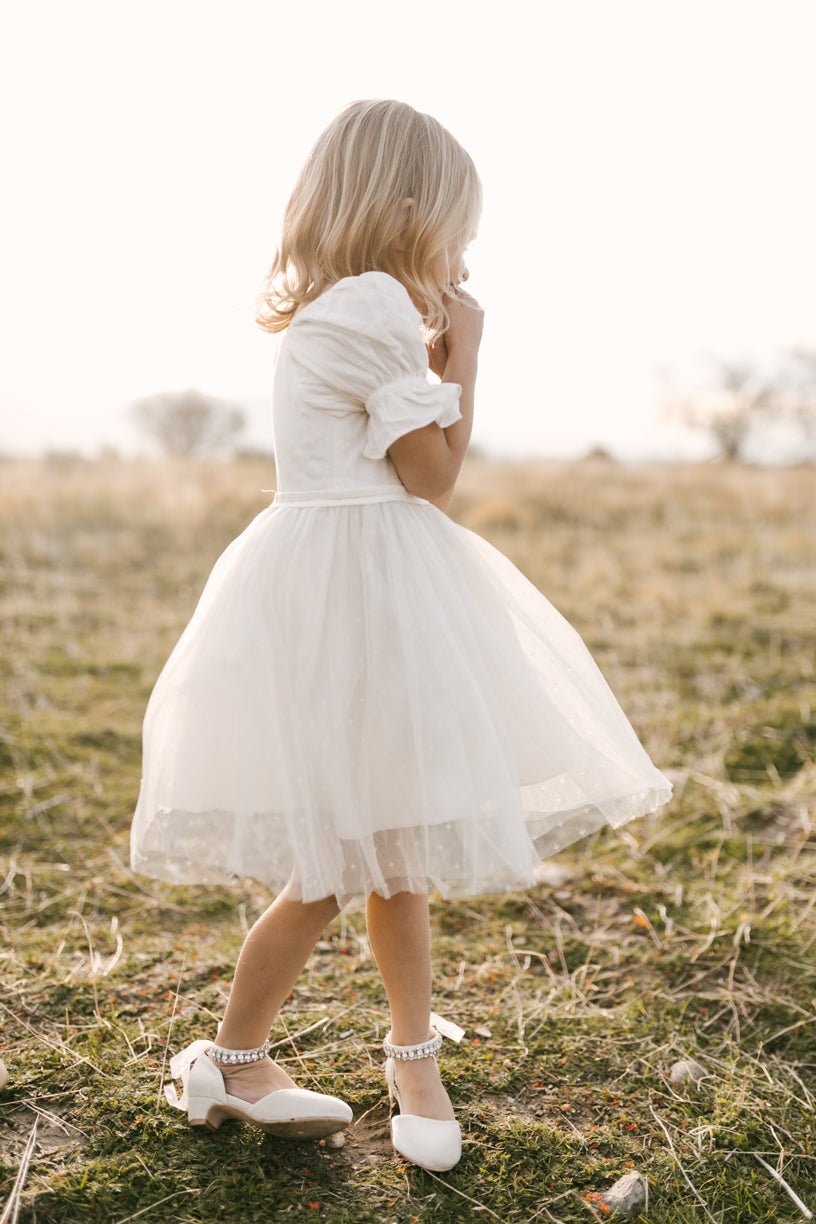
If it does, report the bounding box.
[382,1026,443,1060]
[206,1036,271,1065]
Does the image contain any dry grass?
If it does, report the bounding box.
[1,452,815,1222]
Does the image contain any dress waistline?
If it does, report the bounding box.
[263,485,430,508]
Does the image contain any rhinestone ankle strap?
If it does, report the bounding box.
[382,1026,443,1060]
[206,1036,271,1065]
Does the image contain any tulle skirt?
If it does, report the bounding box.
[129,485,673,908]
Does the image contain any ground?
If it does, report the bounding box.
[1,452,815,1222]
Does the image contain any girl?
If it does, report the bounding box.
[130,98,673,1174]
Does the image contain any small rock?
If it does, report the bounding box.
[668,1058,707,1086]
[325,1131,345,1148]
[474,1026,492,1038]
[587,1170,648,1216]
[0,1057,7,1091]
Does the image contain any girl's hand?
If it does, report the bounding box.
[426,285,483,376]
[442,285,483,358]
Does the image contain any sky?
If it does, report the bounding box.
[1,0,815,463]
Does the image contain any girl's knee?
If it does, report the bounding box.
[304,893,341,918]
[306,891,343,923]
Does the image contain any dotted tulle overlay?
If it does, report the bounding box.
[130,272,673,908]
[130,496,673,909]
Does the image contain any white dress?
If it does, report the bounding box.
[129,270,673,908]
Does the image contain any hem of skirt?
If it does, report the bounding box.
[128,850,542,911]
[129,776,674,911]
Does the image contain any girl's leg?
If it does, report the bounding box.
[365,889,455,1121]
[213,878,341,1103]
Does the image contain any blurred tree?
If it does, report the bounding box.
[657,356,778,461]
[128,388,247,458]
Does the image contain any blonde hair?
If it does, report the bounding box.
[254,99,482,344]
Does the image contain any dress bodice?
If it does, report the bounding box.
[267,271,463,502]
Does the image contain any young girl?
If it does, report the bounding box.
[130,98,673,1173]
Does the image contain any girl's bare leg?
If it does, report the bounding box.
[212,879,341,1103]
[365,889,455,1120]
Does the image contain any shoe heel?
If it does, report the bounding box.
[188,1096,225,1130]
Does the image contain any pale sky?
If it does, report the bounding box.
[1,0,815,463]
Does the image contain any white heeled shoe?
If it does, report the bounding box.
[383,1026,462,1172]
[165,1037,353,1140]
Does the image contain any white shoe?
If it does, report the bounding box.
[166,1038,353,1140]
[383,1027,462,1172]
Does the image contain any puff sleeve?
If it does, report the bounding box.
[288,270,463,460]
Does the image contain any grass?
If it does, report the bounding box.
[1,451,815,1222]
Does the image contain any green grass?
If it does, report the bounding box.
[1,453,815,1222]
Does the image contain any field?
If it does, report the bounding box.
[1,452,815,1222]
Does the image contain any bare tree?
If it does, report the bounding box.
[128,388,247,458]
[657,356,778,461]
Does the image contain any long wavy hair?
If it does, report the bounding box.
[254,99,482,345]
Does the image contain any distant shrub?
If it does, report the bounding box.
[234,445,276,462]
[41,448,91,470]
[96,444,122,462]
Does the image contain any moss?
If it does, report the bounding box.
[725,717,816,780]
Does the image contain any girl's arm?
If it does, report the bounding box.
[425,349,477,513]
[387,347,477,510]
